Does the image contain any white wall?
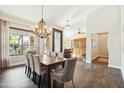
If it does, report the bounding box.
[91,34,99,60]
[86,6,121,69]
[0,10,34,29]
[121,6,124,80]
[121,31,124,80]
[98,33,108,57]
[9,55,26,66]
[91,33,108,60]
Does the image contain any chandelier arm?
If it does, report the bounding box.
[36,31,40,37]
[41,29,46,38]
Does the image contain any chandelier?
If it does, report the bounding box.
[64,19,73,38]
[33,5,48,38]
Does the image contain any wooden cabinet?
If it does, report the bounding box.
[72,38,86,56]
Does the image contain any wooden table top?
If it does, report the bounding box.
[38,54,67,66]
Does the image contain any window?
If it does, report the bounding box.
[9,33,34,56]
[22,36,30,54]
[9,34,23,56]
[41,38,49,54]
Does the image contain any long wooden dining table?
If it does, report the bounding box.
[39,54,67,88]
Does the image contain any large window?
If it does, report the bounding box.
[23,36,30,54]
[9,33,31,56]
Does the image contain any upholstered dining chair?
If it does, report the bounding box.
[33,55,48,88]
[50,57,77,88]
[25,54,30,76]
[27,51,36,54]
[25,51,36,77]
[28,54,35,81]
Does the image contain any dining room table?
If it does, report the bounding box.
[39,54,67,88]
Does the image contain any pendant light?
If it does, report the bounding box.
[64,19,73,38]
[34,5,47,38]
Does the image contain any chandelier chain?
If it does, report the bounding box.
[42,5,43,19]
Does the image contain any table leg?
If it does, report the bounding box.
[47,66,51,88]
[62,62,65,68]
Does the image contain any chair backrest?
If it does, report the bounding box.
[63,57,77,82]
[28,54,35,71]
[27,51,36,55]
[33,55,41,75]
[25,54,30,67]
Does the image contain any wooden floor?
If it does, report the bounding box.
[92,57,108,65]
[0,61,124,88]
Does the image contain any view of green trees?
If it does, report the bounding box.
[9,34,30,56]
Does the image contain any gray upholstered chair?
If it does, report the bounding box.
[28,54,35,81]
[27,51,36,54]
[33,55,47,88]
[25,51,36,77]
[50,57,77,88]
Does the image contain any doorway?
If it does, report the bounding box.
[91,32,109,65]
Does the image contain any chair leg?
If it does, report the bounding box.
[27,67,30,77]
[32,71,35,82]
[34,72,37,83]
[51,78,53,88]
[25,65,27,74]
[62,62,65,68]
[72,80,75,88]
[38,75,41,88]
[42,73,47,84]
[41,73,45,86]
[29,68,31,78]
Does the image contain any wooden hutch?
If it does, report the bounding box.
[71,38,86,56]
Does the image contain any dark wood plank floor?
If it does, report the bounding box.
[0,61,124,88]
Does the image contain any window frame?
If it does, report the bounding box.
[9,27,34,56]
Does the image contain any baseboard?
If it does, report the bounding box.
[108,64,121,70]
[91,56,99,61]
[121,68,124,81]
[91,55,108,61]
[99,55,108,58]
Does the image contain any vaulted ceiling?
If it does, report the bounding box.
[0,5,103,32]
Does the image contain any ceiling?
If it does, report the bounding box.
[0,5,103,32]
